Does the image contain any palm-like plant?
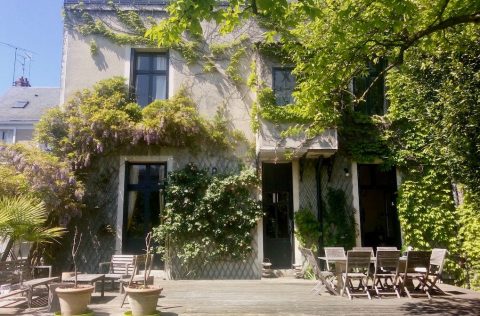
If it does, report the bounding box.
[0,196,65,260]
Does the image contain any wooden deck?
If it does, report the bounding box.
[2,277,479,315]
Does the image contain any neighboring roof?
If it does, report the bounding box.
[0,87,60,124]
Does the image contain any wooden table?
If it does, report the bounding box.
[62,274,106,297]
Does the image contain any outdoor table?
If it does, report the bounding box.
[62,274,106,297]
[318,256,407,295]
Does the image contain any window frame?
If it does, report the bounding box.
[130,50,169,107]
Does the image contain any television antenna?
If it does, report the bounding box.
[0,41,36,86]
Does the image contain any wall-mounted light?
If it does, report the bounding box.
[211,167,218,175]
[344,168,350,177]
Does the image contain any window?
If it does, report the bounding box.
[273,68,295,106]
[353,59,387,115]
[132,52,168,107]
[0,130,13,144]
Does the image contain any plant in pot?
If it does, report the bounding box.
[123,232,162,316]
[55,227,94,316]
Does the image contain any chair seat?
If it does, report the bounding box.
[343,272,368,278]
[104,273,129,280]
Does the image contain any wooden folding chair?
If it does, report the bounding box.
[342,251,372,300]
[372,250,401,298]
[299,247,336,295]
[426,248,447,295]
[398,250,432,299]
[120,254,154,307]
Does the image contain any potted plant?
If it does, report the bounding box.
[124,232,162,316]
[55,227,94,316]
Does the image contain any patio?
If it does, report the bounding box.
[1,277,479,315]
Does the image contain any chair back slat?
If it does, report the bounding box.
[324,247,345,271]
[375,250,401,271]
[429,248,447,275]
[109,255,135,274]
[346,250,371,271]
[353,247,374,256]
[376,247,398,253]
[405,250,431,272]
[299,247,322,278]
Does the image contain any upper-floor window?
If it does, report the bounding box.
[353,59,387,115]
[0,130,14,144]
[273,68,295,106]
[132,51,168,107]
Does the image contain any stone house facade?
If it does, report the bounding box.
[61,0,402,278]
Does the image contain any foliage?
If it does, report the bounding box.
[0,144,84,219]
[458,189,480,290]
[36,78,245,169]
[0,196,66,258]
[294,208,320,252]
[152,164,262,278]
[323,188,356,249]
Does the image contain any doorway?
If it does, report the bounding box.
[123,162,167,267]
[262,162,294,269]
[358,164,401,248]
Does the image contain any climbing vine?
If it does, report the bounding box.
[36,77,247,170]
[152,164,262,279]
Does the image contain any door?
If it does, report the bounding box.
[358,164,401,248]
[262,163,294,269]
[123,162,167,267]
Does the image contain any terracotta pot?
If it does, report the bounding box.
[55,285,94,316]
[124,286,162,316]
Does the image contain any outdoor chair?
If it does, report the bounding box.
[0,259,58,308]
[397,250,432,299]
[99,254,135,290]
[323,247,345,271]
[342,250,372,300]
[372,250,401,298]
[425,248,447,295]
[120,254,154,307]
[299,247,336,295]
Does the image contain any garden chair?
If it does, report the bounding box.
[425,248,447,295]
[0,259,58,308]
[372,250,401,298]
[99,254,135,290]
[299,247,336,295]
[342,250,372,300]
[323,247,345,271]
[397,250,432,299]
[120,254,154,307]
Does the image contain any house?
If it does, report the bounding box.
[0,84,60,144]
[61,0,402,278]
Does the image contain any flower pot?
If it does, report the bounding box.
[55,285,95,316]
[124,286,162,316]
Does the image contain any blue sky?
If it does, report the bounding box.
[0,0,64,95]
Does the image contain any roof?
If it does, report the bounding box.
[0,87,60,124]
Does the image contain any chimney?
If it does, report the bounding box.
[14,76,31,87]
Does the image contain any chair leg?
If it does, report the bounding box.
[120,292,128,307]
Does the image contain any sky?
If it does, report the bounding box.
[0,0,64,95]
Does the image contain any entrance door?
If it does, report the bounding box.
[358,164,401,248]
[123,163,167,264]
[262,163,293,269]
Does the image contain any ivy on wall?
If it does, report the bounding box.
[152,163,262,278]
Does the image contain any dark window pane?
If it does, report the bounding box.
[136,55,150,71]
[129,165,146,185]
[273,68,295,106]
[135,75,150,106]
